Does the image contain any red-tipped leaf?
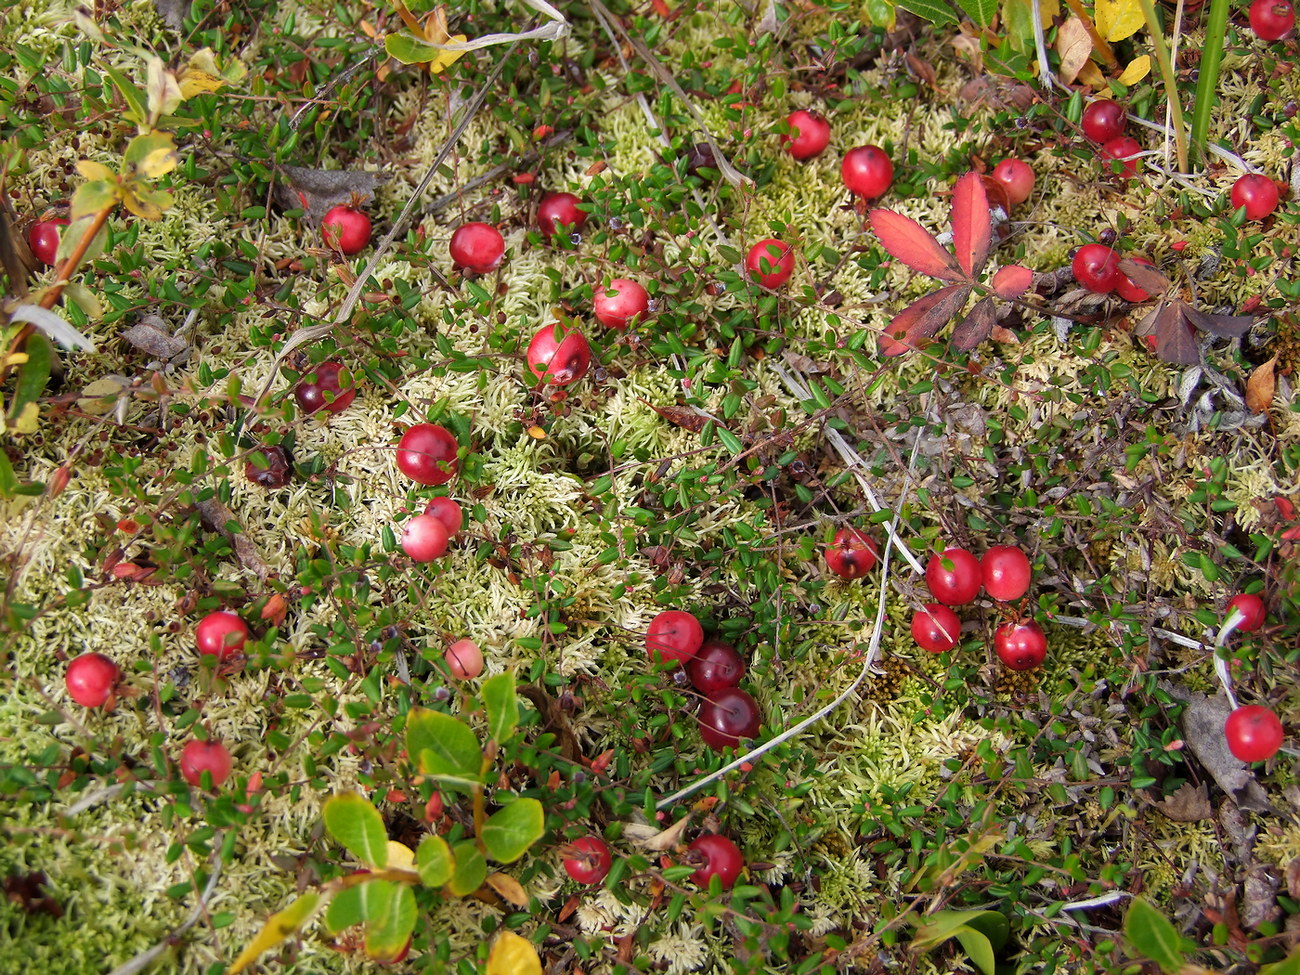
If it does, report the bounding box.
[878,284,972,356]
[869,209,965,282]
[992,264,1033,298]
[950,172,991,279]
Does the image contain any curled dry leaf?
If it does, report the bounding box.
[1155,782,1213,822]
[1246,356,1277,415]
[621,811,692,851]
[272,166,385,224]
[485,872,530,907]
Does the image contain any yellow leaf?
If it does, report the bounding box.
[421,7,468,73]
[1055,16,1093,84]
[11,401,39,434]
[486,931,542,975]
[1117,54,1151,85]
[121,186,174,221]
[486,872,530,907]
[146,56,184,121]
[124,131,180,179]
[76,161,116,181]
[1077,61,1108,89]
[1096,0,1143,41]
[178,47,247,98]
[229,892,322,974]
[387,840,416,871]
[2,353,30,368]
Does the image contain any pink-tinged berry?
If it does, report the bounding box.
[911,604,962,653]
[400,513,450,561]
[28,217,69,266]
[783,110,831,160]
[424,496,464,535]
[445,639,484,679]
[196,611,249,660]
[981,545,1032,601]
[526,322,591,386]
[925,548,982,605]
[1249,0,1296,39]
[645,610,704,666]
[990,159,1035,207]
[1101,137,1142,178]
[1072,243,1121,294]
[180,739,233,788]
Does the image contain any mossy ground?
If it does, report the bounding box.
[2,0,1299,971]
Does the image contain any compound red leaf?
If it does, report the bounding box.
[868,209,965,282]
[878,284,972,356]
[950,172,991,279]
[992,264,1033,298]
[950,296,998,351]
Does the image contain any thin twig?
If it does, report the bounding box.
[106,854,224,975]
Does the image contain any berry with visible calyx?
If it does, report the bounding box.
[841,145,893,198]
[321,205,371,255]
[537,192,587,238]
[1117,257,1157,302]
[783,110,831,160]
[1224,705,1284,761]
[294,361,356,415]
[981,545,1032,601]
[400,513,450,562]
[526,321,591,386]
[688,834,744,888]
[1230,173,1281,222]
[912,603,962,653]
[1250,0,1295,39]
[1226,593,1267,632]
[745,238,795,288]
[180,739,233,788]
[686,639,746,693]
[245,445,293,489]
[645,610,704,666]
[449,221,505,273]
[396,423,459,486]
[563,836,612,884]
[1072,243,1121,294]
[990,159,1035,207]
[1101,137,1142,178]
[1082,100,1126,143]
[196,611,249,660]
[825,527,879,579]
[424,496,464,536]
[925,548,982,605]
[593,278,650,329]
[65,653,121,708]
[28,217,69,266]
[445,639,484,680]
[697,687,760,749]
[993,621,1047,670]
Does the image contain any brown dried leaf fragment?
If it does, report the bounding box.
[1246,356,1278,414]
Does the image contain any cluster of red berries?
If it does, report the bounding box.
[1220,590,1286,764]
[562,831,744,889]
[914,545,1046,671]
[645,610,759,750]
[1081,100,1142,179]
[1071,243,1156,301]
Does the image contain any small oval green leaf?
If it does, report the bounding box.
[323,792,389,869]
[481,797,545,864]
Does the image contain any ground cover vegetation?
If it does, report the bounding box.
[1,0,1299,969]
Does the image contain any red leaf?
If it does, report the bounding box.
[869,209,965,282]
[950,172,991,279]
[878,284,971,356]
[992,264,1033,298]
[950,296,998,351]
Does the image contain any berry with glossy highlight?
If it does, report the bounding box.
[400,513,450,561]
[445,639,484,680]
[1226,593,1267,632]
[180,739,233,788]
[783,110,831,160]
[911,604,962,653]
[1250,0,1295,39]
[991,159,1035,207]
[593,278,650,329]
[1224,705,1284,762]
[396,424,459,486]
[424,496,464,536]
[1230,173,1280,222]
[1082,100,1126,143]
[686,639,746,694]
[65,653,121,708]
[1072,243,1121,294]
[697,687,761,750]
[449,221,505,273]
[841,145,893,198]
[28,217,69,266]
[563,836,612,884]
[1101,137,1142,178]
[537,192,587,238]
[925,548,982,606]
[981,545,1032,601]
[825,527,879,579]
[294,361,356,415]
[745,238,795,288]
[688,834,744,888]
[526,321,591,386]
[321,205,371,255]
[645,610,704,666]
[994,621,1047,670]
[196,611,249,660]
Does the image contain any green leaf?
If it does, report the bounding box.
[323,793,389,869]
[480,798,545,864]
[101,64,148,125]
[10,334,52,423]
[228,891,321,974]
[955,0,997,26]
[384,32,443,64]
[415,834,453,887]
[481,672,518,743]
[0,451,18,498]
[323,885,366,935]
[1260,947,1300,975]
[913,910,1008,951]
[123,131,179,179]
[446,840,487,896]
[1124,898,1185,973]
[364,882,416,963]
[894,0,958,25]
[952,928,995,975]
[71,179,120,221]
[406,708,483,793]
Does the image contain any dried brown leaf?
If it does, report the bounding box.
[638,398,710,433]
[1170,686,1273,813]
[485,873,530,907]
[272,166,384,224]
[122,315,188,360]
[622,813,692,852]
[1056,16,1093,84]
[197,498,269,581]
[1156,782,1213,822]
[950,296,998,351]
[1246,356,1277,414]
[1183,304,1254,339]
